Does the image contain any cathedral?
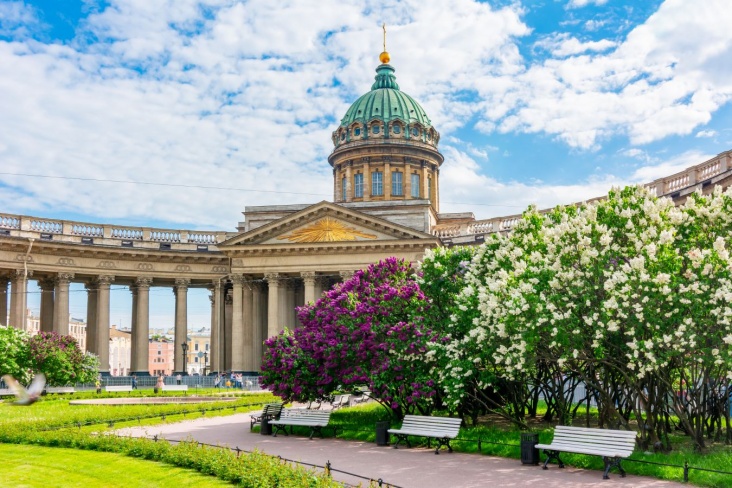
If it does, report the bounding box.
[1,47,730,376]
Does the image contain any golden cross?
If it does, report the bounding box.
[382,23,387,52]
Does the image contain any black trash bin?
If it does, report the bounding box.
[260,417,272,436]
[375,421,390,446]
[520,432,539,465]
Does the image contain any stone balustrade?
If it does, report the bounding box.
[433,150,732,240]
[0,214,230,252]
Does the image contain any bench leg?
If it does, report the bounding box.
[272,424,288,437]
[542,450,564,469]
[309,426,324,440]
[434,438,452,455]
[602,457,624,480]
[392,434,410,449]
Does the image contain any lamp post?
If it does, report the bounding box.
[181,342,189,375]
[203,351,208,376]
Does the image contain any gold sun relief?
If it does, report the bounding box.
[277,217,378,243]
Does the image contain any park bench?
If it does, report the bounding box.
[535,425,637,479]
[388,415,462,454]
[105,385,133,392]
[269,409,333,440]
[46,387,75,394]
[161,384,188,392]
[250,402,284,431]
[331,394,350,409]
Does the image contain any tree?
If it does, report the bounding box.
[262,258,441,418]
[0,326,31,384]
[28,332,99,386]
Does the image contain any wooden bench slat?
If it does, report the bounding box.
[538,425,637,479]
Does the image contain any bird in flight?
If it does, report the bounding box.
[2,373,46,405]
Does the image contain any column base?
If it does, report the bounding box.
[131,371,151,376]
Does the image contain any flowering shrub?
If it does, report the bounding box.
[0,326,31,384]
[28,332,99,386]
[444,186,732,449]
[261,258,441,418]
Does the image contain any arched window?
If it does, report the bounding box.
[354,127,361,137]
[393,124,401,134]
[372,125,380,135]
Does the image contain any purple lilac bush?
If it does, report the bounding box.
[28,331,98,386]
[261,257,442,418]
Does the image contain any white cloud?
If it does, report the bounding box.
[629,149,714,182]
[487,0,732,149]
[584,19,606,31]
[536,33,616,57]
[567,0,609,8]
[0,1,41,38]
[696,129,717,138]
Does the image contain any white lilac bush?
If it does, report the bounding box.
[440,186,732,450]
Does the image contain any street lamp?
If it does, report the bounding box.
[181,342,189,375]
[203,351,208,376]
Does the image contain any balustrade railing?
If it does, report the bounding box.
[0,212,228,251]
[432,150,732,240]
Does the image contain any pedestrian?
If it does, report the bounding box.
[131,375,138,390]
[176,373,182,385]
[95,378,101,394]
[214,375,220,389]
[155,375,164,394]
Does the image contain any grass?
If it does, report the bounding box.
[0,391,342,487]
[0,443,231,487]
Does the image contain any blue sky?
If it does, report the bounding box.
[2,0,732,329]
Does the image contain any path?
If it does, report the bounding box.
[116,413,688,488]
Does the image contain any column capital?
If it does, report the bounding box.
[264,273,281,283]
[209,279,223,290]
[339,270,354,281]
[95,275,115,286]
[55,272,75,284]
[12,269,31,280]
[174,277,191,288]
[39,277,56,291]
[135,276,153,288]
[229,274,246,286]
[249,281,265,292]
[300,271,316,283]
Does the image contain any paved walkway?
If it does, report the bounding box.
[116,413,688,488]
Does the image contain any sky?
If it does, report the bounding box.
[2,0,732,330]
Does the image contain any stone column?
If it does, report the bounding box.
[340,270,354,283]
[85,281,98,354]
[284,279,296,329]
[230,275,245,372]
[345,161,353,202]
[251,282,264,371]
[131,277,152,375]
[242,280,254,371]
[10,270,30,329]
[209,280,223,374]
[363,161,371,201]
[265,273,281,338]
[39,277,56,333]
[314,275,328,300]
[421,162,429,199]
[95,275,114,376]
[224,289,233,371]
[173,278,190,375]
[53,272,74,335]
[385,161,392,197]
[302,271,316,304]
[0,277,8,327]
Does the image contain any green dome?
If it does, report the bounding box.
[339,64,432,128]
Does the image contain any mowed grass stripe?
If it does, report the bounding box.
[0,443,232,488]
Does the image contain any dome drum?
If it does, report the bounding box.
[330,57,443,213]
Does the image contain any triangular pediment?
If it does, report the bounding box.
[219,201,434,247]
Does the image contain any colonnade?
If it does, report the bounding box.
[0,269,351,376]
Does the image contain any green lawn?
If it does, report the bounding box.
[0,443,231,487]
